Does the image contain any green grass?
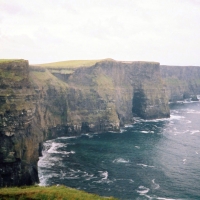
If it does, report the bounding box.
[36,58,114,69]
[0,59,24,64]
[0,185,117,200]
[49,69,74,74]
[29,70,68,89]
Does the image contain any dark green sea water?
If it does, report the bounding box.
[38,102,200,200]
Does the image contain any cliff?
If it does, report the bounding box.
[0,60,70,187]
[66,60,169,124]
[0,59,169,186]
[160,65,200,101]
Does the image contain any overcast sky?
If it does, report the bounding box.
[0,0,200,65]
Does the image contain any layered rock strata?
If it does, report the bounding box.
[161,65,200,101]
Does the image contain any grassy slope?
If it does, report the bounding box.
[0,185,117,200]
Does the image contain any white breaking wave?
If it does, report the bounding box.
[38,155,62,168]
[47,142,66,154]
[84,133,94,138]
[46,142,75,155]
[38,173,60,186]
[152,179,160,189]
[190,130,200,135]
[186,109,200,114]
[113,158,130,163]
[101,171,108,180]
[141,131,149,134]
[137,163,155,168]
[120,128,126,133]
[92,171,112,183]
[135,146,140,149]
[124,124,134,128]
[138,118,170,123]
[57,136,79,140]
[170,115,185,120]
[136,186,150,195]
[140,130,154,134]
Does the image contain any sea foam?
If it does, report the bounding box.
[113,158,130,163]
[136,186,150,195]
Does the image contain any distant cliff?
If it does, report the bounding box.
[0,59,170,186]
[161,65,200,101]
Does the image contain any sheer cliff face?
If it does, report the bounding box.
[0,59,170,186]
[0,61,69,186]
[67,61,170,123]
[161,65,200,101]
[0,60,40,186]
[131,62,169,119]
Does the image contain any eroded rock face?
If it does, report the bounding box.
[0,60,41,186]
[161,65,200,102]
[0,59,170,186]
[66,61,170,122]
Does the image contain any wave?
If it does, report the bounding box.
[190,130,200,135]
[141,131,149,134]
[39,172,60,186]
[157,197,178,200]
[47,142,75,155]
[38,155,62,168]
[133,114,184,124]
[57,136,79,140]
[136,186,150,195]
[120,128,126,133]
[152,179,160,189]
[101,171,108,180]
[137,163,155,168]
[140,130,154,134]
[92,171,113,184]
[137,118,170,123]
[170,115,185,120]
[113,158,130,163]
[186,109,200,114]
[124,124,134,128]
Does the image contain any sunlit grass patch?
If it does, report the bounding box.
[0,185,117,200]
[0,59,24,64]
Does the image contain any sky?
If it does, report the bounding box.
[0,0,200,65]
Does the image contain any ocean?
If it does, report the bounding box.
[38,101,200,200]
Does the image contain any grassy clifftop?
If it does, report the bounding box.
[36,58,115,69]
[37,59,102,69]
[0,59,25,64]
[0,185,117,200]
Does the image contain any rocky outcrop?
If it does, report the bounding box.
[161,65,200,101]
[0,59,170,186]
